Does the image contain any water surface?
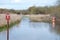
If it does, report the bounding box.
[0,16,60,40]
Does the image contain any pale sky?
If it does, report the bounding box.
[0,0,57,10]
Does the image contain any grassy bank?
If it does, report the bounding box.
[0,14,22,32]
[0,20,20,32]
[29,14,52,23]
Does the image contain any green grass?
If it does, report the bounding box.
[0,20,20,32]
[30,19,52,23]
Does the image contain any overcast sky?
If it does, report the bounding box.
[0,0,57,10]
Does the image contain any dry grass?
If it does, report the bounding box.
[29,14,51,22]
[0,14,22,27]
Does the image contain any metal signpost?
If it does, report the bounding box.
[6,13,10,40]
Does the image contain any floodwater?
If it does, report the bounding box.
[0,16,60,40]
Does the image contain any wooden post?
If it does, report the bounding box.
[7,21,9,40]
[6,13,10,40]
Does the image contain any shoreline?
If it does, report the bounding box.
[0,14,22,27]
[0,20,20,32]
[0,14,22,32]
[24,14,52,22]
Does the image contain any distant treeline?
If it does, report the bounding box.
[0,5,60,17]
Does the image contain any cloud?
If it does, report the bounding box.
[10,0,39,3]
[10,0,56,6]
[0,0,57,10]
[11,0,21,3]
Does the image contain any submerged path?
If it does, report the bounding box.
[0,16,60,40]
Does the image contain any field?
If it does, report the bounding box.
[29,14,52,22]
[0,14,22,27]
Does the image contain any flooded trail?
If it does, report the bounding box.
[0,16,60,40]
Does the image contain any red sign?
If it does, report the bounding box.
[52,16,56,22]
[6,13,10,21]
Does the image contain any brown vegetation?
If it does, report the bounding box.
[0,14,22,27]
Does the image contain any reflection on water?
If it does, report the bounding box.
[0,17,60,40]
[50,23,60,35]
